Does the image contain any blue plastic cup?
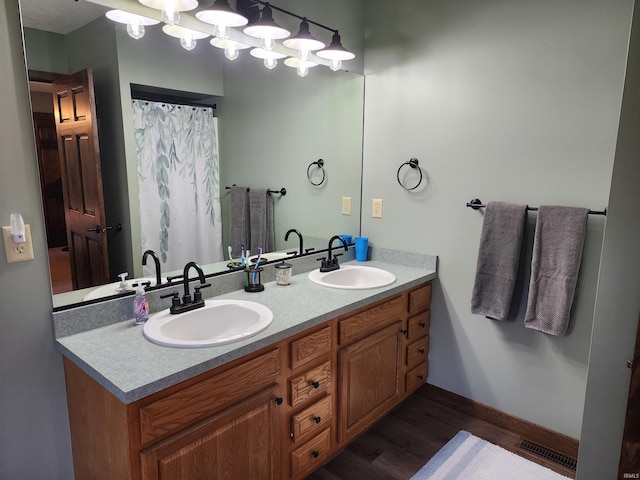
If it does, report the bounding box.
[355,237,369,262]
[340,234,352,246]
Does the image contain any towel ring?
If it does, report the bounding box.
[397,158,423,191]
[307,158,326,186]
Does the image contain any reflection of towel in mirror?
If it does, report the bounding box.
[524,205,589,336]
[230,186,249,254]
[471,201,528,321]
[249,187,275,253]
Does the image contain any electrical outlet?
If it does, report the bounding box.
[372,198,383,218]
[342,196,352,215]
[3,224,35,263]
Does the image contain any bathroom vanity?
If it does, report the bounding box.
[56,260,435,479]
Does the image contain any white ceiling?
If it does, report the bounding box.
[19,0,107,34]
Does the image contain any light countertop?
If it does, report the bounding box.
[56,260,436,404]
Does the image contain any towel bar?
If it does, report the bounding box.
[466,198,606,215]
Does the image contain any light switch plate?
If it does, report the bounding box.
[342,196,352,215]
[3,224,35,263]
[372,199,383,218]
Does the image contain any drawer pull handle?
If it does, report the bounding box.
[312,450,320,459]
[314,416,321,424]
[418,348,425,354]
[418,374,424,381]
[274,397,283,405]
[311,381,320,389]
[400,329,408,336]
[419,322,426,328]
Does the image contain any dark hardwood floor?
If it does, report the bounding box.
[307,384,576,480]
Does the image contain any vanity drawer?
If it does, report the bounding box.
[409,283,432,314]
[290,360,332,408]
[290,326,332,370]
[291,427,332,479]
[406,337,429,370]
[405,361,428,394]
[407,310,430,343]
[291,395,333,443]
[139,349,280,445]
[339,295,404,346]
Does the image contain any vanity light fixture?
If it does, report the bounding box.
[196,0,249,40]
[250,47,287,69]
[210,37,251,60]
[243,4,290,51]
[138,0,199,25]
[95,0,356,74]
[282,18,325,62]
[163,24,210,50]
[284,57,318,77]
[105,10,160,39]
[316,31,355,71]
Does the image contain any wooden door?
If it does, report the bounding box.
[619,315,640,478]
[140,386,281,480]
[52,69,109,289]
[338,321,402,444]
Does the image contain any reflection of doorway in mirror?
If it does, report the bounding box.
[30,81,73,294]
[30,69,110,292]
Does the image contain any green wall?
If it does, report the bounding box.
[361,0,631,440]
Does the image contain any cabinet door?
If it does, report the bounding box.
[338,322,402,444]
[140,386,281,480]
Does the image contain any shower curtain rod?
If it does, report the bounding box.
[466,198,606,215]
[226,185,287,196]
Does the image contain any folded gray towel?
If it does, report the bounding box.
[230,186,249,254]
[524,205,589,336]
[471,201,528,321]
[249,187,276,252]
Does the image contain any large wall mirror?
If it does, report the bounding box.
[19,0,364,309]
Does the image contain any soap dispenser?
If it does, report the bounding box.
[133,285,149,325]
[116,272,131,292]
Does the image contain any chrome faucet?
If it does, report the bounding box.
[285,228,304,255]
[161,261,211,314]
[142,249,161,286]
[318,235,348,272]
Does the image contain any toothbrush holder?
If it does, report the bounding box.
[244,266,264,292]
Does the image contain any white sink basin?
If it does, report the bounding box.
[143,300,273,348]
[308,265,396,290]
[83,277,166,301]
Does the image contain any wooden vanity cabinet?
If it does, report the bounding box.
[63,281,432,480]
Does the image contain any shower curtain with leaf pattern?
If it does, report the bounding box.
[133,100,223,275]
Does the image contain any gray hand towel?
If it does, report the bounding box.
[471,201,528,321]
[249,187,276,253]
[524,205,589,336]
[230,186,249,254]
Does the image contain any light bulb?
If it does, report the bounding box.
[180,35,196,50]
[214,24,230,39]
[264,57,277,69]
[297,64,309,77]
[261,36,275,51]
[330,59,342,71]
[297,48,311,62]
[161,0,180,25]
[126,21,145,39]
[225,44,239,60]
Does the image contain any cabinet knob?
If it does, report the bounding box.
[418,348,425,354]
[274,397,283,405]
[311,381,320,389]
[313,416,321,424]
[417,374,424,381]
[419,322,426,328]
[400,329,408,336]
[312,450,320,459]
